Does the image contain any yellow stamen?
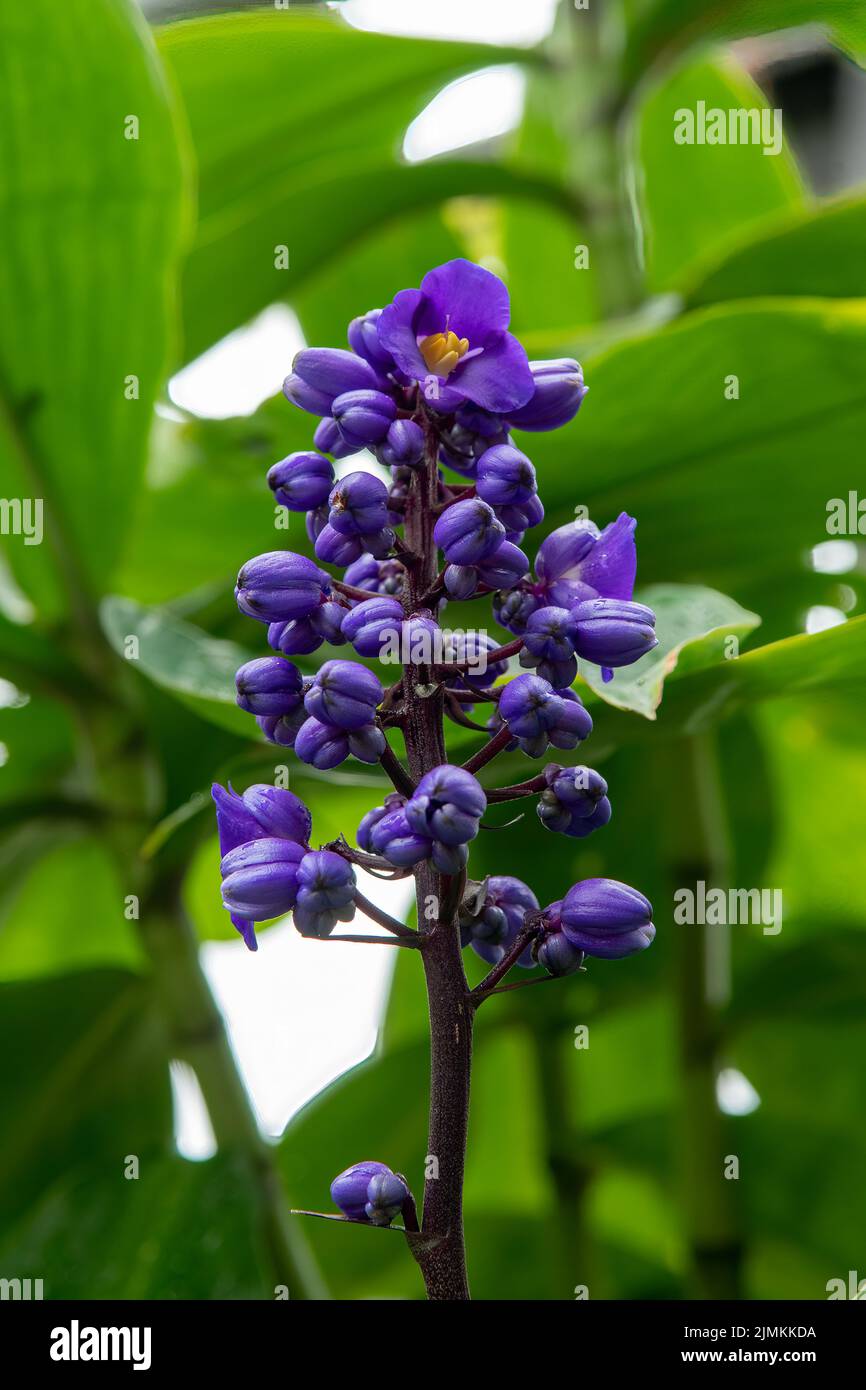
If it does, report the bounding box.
[419,329,470,378]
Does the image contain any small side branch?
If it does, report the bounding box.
[379,741,416,797]
[353,889,419,939]
[328,933,422,948]
[485,773,547,803]
[469,913,545,1005]
[461,723,513,776]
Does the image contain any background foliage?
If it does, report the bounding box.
[1,0,864,1300]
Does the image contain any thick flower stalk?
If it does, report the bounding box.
[218,259,657,1300]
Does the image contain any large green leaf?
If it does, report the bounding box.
[526,299,866,604]
[621,1,866,90]
[582,583,761,717]
[588,613,866,754]
[685,192,866,306]
[0,835,143,980]
[635,57,803,293]
[118,397,311,604]
[0,0,187,618]
[101,594,256,736]
[0,968,172,1224]
[158,11,560,359]
[500,68,598,343]
[0,1153,271,1299]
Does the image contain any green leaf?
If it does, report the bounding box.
[581,583,761,718]
[118,398,311,604]
[587,613,866,755]
[0,0,187,617]
[500,70,598,343]
[730,927,866,1028]
[685,192,866,307]
[158,11,558,359]
[0,1153,272,1299]
[0,968,171,1224]
[621,1,866,91]
[526,299,866,603]
[101,595,256,736]
[0,835,144,980]
[635,57,803,293]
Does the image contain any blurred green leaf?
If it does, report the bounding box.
[0,968,171,1225]
[0,1152,272,1298]
[621,1,866,90]
[118,401,310,604]
[158,11,560,359]
[685,192,866,307]
[730,927,866,1027]
[588,613,866,753]
[501,70,598,343]
[0,0,187,617]
[635,57,802,293]
[529,299,866,605]
[582,583,761,717]
[101,595,256,736]
[0,835,143,980]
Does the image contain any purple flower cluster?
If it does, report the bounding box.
[359,764,486,875]
[536,880,655,971]
[330,1161,410,1226]
[222,259,656,977]
[217,258,660,1258]
[213,783,357,949]
[459,876,539,969]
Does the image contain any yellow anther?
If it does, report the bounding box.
[419,329,470,377]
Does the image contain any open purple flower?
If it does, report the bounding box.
[377,259,534,413]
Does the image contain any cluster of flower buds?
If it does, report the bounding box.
[330,1161,411,1227]
[359,764,486,874]
[459,875,539,968]
[221,258,656,986]
[534,879,655,973]
[217,258,661,1255]
[213,783,357,948]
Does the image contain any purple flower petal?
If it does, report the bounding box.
[377,288,428,379]
[417,258,511,342]
[452,332,534,413]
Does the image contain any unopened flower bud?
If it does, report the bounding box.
[284,348,386,417]
[304,659,382,730]
[505,358,587,432]
[330,1160,409,1225]
[292,848,356,938]
[332,389,398,449]
[267,451,335,511]
[236,551,330,624]
[235,655,304,717]
[572,598,657,667]
[433,498,506,565]
[560,878,655,959]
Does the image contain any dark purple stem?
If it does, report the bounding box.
[401,403,473,1301]
[461,722,513,776]
[469,913,545,1005]
[485,773,548,803]
[379,741,416,798]
[352,889,419,939]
